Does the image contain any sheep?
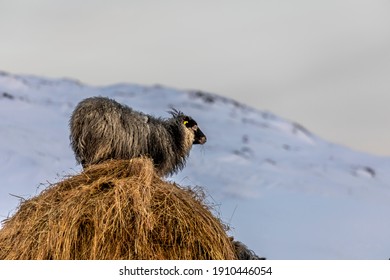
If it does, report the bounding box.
[69,96,206,176]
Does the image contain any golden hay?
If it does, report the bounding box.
[0,158,236,260]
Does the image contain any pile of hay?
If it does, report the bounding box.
[0,158,236,260]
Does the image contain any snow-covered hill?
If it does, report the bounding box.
[1,71,390,259]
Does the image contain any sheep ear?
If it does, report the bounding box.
[183,116,191,126]
[183,117,197,128]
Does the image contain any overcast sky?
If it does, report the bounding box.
[1,0,390,156]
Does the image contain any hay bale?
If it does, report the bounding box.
[0,158,236,260]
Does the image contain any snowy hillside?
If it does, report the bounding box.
[1,71,390,259]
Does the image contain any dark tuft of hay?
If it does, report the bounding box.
[0,158,236,260]
[232,239,266,260]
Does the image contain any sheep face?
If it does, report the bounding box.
[182,116,207,145]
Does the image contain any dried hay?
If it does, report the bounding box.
[0,158,236,260]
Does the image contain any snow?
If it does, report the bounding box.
[1,71,390,259]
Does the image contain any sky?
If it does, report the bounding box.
[1,0,390,156]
